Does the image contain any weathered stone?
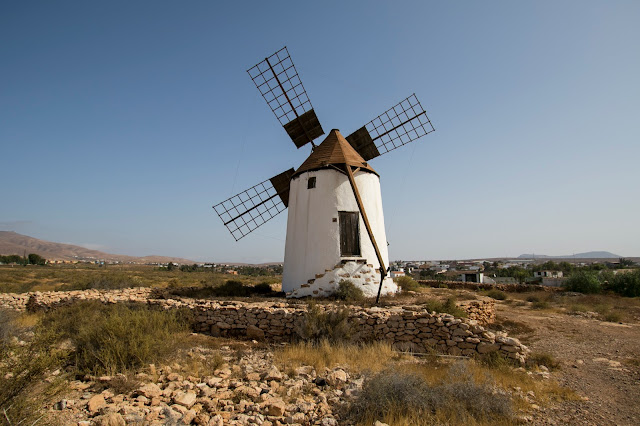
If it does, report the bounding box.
[173,391,197,408]
[181,409,197,424]
[496,335,520,346]
[263,366,283,381]
[294,366,314,376]
[265,399,286,416]
[193,412,210,425]
[137,383,162,398]
[245,372,261,381]
[208,414,224,426]
[95,413,126,426]
[246,325,265,339]
[477,342,500,354]
[327,369,348,386]
[87,394,106,414]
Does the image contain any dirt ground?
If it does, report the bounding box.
[496,302,640,426]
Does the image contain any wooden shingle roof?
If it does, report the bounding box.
[293,129,378,178]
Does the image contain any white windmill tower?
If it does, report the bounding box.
[214,47,435,302]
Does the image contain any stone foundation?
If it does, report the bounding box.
[288,260,396,298]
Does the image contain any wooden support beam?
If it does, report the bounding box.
[345,165,388,303]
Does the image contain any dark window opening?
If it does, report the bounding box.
[339,211,361,256]
[307,177,316,189]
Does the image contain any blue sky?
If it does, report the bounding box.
[1,1,639,262]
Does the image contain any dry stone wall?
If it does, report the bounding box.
[418,279,561,292]
[0,288,527,363]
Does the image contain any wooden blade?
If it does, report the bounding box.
[346,94,435,160]
[247,47,324,149]
[213,168,294,241]
[269,168,295,207]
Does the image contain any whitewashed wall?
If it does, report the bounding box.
[282,168,397,297]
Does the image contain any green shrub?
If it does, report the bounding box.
[334,279,365,302]
[422,298,468,318]
[296,302,354,344]
[252,282,273,294]
[40,301,191,375]
[347,363,512,424]
[395,275,420,292]
[486,289,507,300]
[526,295,540,303]
[167,280,276,299]
[607,270,640,297]
[211,280,250,297]
[565,271,601,294]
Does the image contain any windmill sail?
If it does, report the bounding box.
[213,168,294,241]
[346,94,435,160]
[247,47,324,148]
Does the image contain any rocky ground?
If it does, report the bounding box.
[11,288,640,426]
[497,302,640,426]
[48,342,360,426]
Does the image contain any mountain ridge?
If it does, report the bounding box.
[518,251,621,259]
[0,231,195,264]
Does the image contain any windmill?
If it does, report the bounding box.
[213,47,435,302]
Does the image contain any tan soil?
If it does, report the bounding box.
[496,303,640,426]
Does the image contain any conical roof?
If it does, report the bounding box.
[293,129,378,178]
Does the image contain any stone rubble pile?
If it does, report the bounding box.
[53,347,350,426]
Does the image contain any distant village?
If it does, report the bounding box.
[388,257,639,287]
[2,253,637,288]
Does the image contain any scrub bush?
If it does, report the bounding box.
[296,302,354,344]
[395,275,420,292]
[565,271,601,294]
[334,279,365,302]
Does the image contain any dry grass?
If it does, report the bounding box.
[0,309,67,426]
[39,301,192,375]
[171,335,227,378]
[506,291,640,323]
[274,338,576,426]
[622,356,640,368]
[14,311,43,328]
[0,264,281,294]
[274,340,401,374]
[490,318,536,345]
[345,357,577,426]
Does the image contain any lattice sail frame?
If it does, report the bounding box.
[247,47,324,148]
[213,178,287,241]
[347,94,435,160]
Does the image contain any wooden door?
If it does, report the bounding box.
[339,211,361,256]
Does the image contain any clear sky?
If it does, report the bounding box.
[1,1,639,263]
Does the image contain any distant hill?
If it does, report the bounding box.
[518,251,621,259]
[0,231,195,264]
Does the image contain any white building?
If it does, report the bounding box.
[534,270,564,278]
[459,272,491,284]
[282,130,397,298]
